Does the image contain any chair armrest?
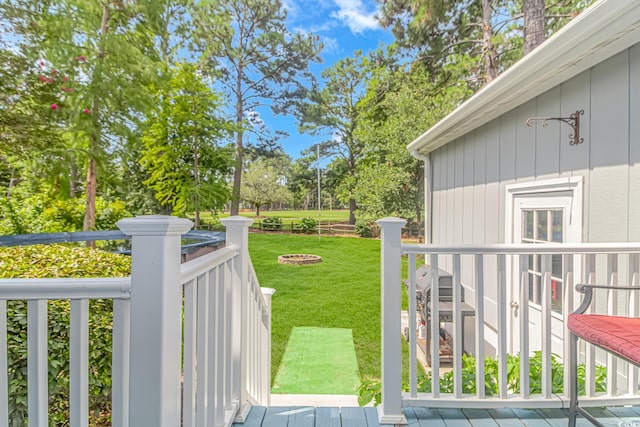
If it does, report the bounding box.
[573,283,640,314]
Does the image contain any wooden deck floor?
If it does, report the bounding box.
[233,405,640,426]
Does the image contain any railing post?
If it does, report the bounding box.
[117,215,193,427]
[376,217,407,425]
[220,216,254,421]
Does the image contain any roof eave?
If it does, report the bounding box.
[407,0,640,156]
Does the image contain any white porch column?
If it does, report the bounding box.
[117,215,193,427]
[376,217,408,425]
[220,216,253,421]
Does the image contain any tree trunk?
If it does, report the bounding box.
[70,159,77,198]
[349,198,356,225]
[83,4,109,233]
[481,0,498,83]
[83,155,97,231]
[256,204,260,217]
[193,128,200,229]
[230,69,244,216]
[231,131,243,216]
[523,0,546,55]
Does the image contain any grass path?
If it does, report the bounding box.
[248,233,382,383]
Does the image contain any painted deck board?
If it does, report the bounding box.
[233,405,640,427]
[488,408,524,426]
[404,406,446,427]
[461,408,499,426]
[315,407,341,427]
[288,406,315,427]
[340,407,369,427]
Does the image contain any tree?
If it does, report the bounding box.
[140,63,233,228]
[2,0,162,230]
[354,60,469,228]
[378,0,502,87]
[192,0,322,216]
[523,0,546,54]
[378,0,595,88]
[241,159,290,216]
[296,51,371,224]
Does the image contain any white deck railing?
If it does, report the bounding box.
[378,217,640,424]
[0,215,271,427]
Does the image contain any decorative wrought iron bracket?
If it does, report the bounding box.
[526,109,584,146]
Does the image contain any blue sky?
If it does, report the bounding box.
[260,0,394,160]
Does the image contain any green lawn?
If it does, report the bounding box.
[248,233,382,384]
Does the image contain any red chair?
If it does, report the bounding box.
[567,283,640,427]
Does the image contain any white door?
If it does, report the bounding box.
[506,178,583,358]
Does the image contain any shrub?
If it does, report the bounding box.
[261,216,283,231]
[0,245,131,426]
[296,217,317,234]
[355,220,378,238]
[358,351,607,406]
[0,194,130,234]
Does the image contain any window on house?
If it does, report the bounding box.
[521,209,564,314]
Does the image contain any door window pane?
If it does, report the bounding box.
[522,209,564,314]
[536,210,548,241]
[524,210,534,240]
[552,211,563,243]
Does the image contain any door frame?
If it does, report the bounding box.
[505,177,583,355]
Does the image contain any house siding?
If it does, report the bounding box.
[429,47,640,247]
[428,47,640,345]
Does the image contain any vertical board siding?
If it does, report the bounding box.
[559,72,591,175]
[429,47,639,246]
[515,100,537,180]
[484,124,501,244]
[454,141,465,245]
[588,50,630,242]
[629,44,640,241]
[534,87,562,178]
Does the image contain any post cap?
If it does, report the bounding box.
[117,215,193,237]
[376,217,407,228]
[220,216,254,227]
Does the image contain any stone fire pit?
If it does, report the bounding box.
[277,254,322,265]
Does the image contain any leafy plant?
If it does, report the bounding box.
[0,245,131,426]
[355,219,377,238]
[296,217,317,234]
[261,216,283,231]
[357,377,381,407]
[359,351,607,406]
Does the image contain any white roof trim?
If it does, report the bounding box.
[407,0,640,155]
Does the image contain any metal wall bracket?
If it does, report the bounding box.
[526,109,584,146]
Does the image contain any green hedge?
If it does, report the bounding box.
[0,245,131,426]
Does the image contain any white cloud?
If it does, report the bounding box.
[330,0,380,34]
[320,37,341,55]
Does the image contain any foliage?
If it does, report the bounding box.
[261,216,283,231]
[295,50,373,224]
[140,63,233,222]
[358,351,607,407]
[355,220,378,238]
[240,159,291,216]
[296,217,317,234]
[377,0,594,89]
[0,193,130,234]
[192,0,322,215]
[357,378,382,407]
[0,245,131,426]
